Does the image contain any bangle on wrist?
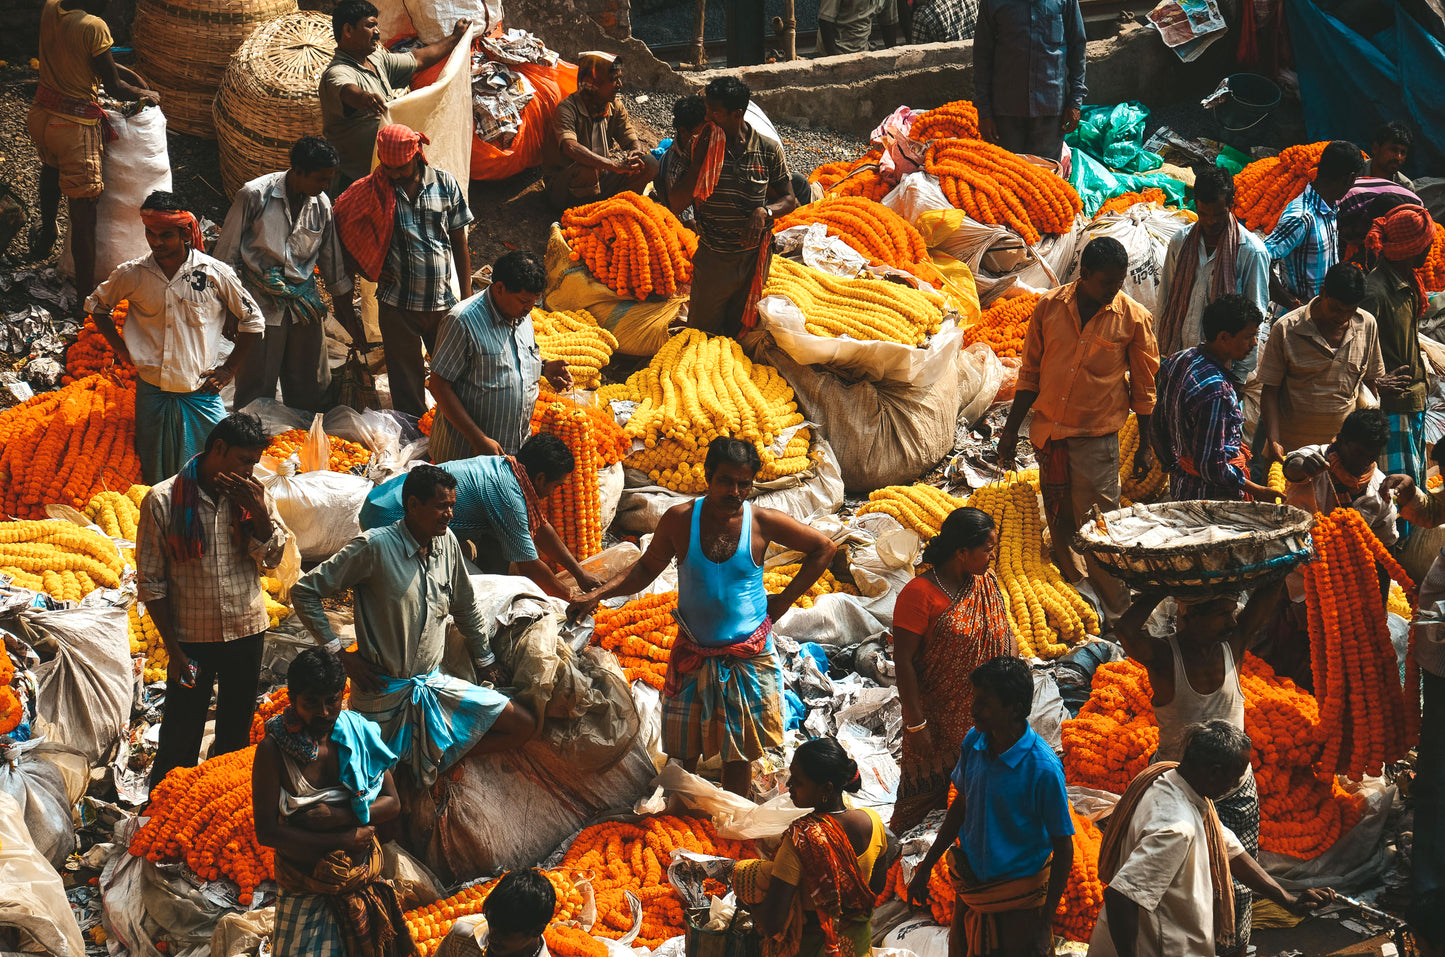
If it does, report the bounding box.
[905,719,928,733]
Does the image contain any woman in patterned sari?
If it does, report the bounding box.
[890,507,1016,832]
[733,738,900,957]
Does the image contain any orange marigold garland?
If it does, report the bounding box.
[405,868,585,957]
[960,292,1042,358]
[533,400,605,560]
[1417,221,1445,294]
[0,652,21,735]
[1302,507,1419,776]
[64,302,137,383]
[536,388,630,468]
[908,100,980,143]
[561,192,698,300]
[264,428,373,473]
[1092,188,1168,220]
[592,591,678,688]
[419,407,436,437]
[773,196,942,286]
[1232,142,1353,232]
[811,151,890,201]
[924,138,1083,245]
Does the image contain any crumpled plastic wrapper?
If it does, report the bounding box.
[471,56,535,147]
[480,29,558,65]
[0,267,77,315]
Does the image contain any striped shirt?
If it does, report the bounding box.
[1151,346,1247,501]
[673,123,790,254]
[1265,185,1339,306]
[378,164,473,311]
[358,456,537,562]
[430,289,542,455]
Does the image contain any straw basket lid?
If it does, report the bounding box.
[1075,500,1315,598]
[134,0,299,90]
[214,12,336,196]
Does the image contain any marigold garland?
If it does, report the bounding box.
[535,388,630,469]
[0,651,21,735]
[404,869,587,956]
[419,407,436,437]
[1092,188,1168,221]
[1302,507,1420,776]
[908,100,980,143]
[1417,221,1445,294]
[960,292,1041,359]
[532,307,619,390]
[1061,655,1368,859]
[0,520,125,601]
[965,470,1099,658]
[561,192,698,300]
[856,484,966,541]
[0,373,140,518]
[1118,413,1167,505]
[772,196,942,287]
[64,302,137,384]
[924,138,1083,245]
[592,591,678,688]
[533,401,605,560]
[761,256,945,346]
[264,428,372,473]
[595,330,811,494]
[762,564,859,609]
[1267,461,1287,496]
[1233,142,1337,232]
[811,151,889,202]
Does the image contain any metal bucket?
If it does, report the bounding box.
[1202,73,1282,132]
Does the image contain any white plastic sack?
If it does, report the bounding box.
[25,604,132,764]
[599,461,624,532]
[653,763,808,839]
[773,592,889,650]
[0,738,74,869]
[754,296,961,387]
[100,819,226,957]
[613,435,844,536]
[877,919,949,957]
[60,105,172,283]
[257,459,370,561]
[0,790,84,957]
[1062,205,1193,315]
[956,341,1007,428]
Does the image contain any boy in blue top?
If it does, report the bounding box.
[908,655,1074,957]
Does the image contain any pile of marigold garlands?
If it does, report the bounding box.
[1061,655,1367,860]
[264,428,372,473]
[772,197,942,287]
[1303,507,1420,777]
[961,291,1041,359]
[405,868,588,957]
[596,330,812,494]
[924,138,1083,245]
[810,151,890,202]
[561,192,697,300]
[1092,188,1169,220]
[532,307,619,390]
[908,100,980,142]
[64,303,137,383]
[0,521,125,603]
[1232,141,1334,232]
[761,255,945,346]
[593,590,678,688]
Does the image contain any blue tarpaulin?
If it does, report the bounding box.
[1285,0,1445,174]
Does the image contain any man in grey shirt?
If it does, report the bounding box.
[318,0,471,195]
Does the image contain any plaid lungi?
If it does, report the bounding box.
[662,638,785,763]
[1215,771,1260,953]
[1385,411,1428,486]
[273,888,347,957]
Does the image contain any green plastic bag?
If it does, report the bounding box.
[1067,148,1190,217]
[1066,102,1164,174]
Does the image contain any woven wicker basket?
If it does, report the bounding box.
[214,12,335,195]
[1074,500,1316,598]
[134,0,299,138]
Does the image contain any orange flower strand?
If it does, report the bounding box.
[961,292,1043,359]
[561,193,697,300]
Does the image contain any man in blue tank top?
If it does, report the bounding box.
[576,438,836,795]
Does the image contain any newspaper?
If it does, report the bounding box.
[1146,0,1227,61]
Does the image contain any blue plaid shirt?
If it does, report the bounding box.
[430,289,542,455]
[379,164,474,311]
[1265,185,1339,306]
[973,0,1087,118]
[1152,346,1248,501]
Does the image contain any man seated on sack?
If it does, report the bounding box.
[358,433,601,597]
[86,190,265,484]
[214,135,368,413]
[572,438,835,796]
[654,95,812,228]
[319,0,473,196]
[427,250,573,462]
[1114,581,1286,957]
[543,51,657,213]
[291,465,538,787]
[253,648,412,957]
[665,76,798,338]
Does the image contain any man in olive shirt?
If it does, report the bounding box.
[665,76,797,337]
[545,52,657,212]
[318,0,472,195]
[1362,204,1435,486]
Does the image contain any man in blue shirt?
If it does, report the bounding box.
[907,655,1074,957]
[973,0,1086,161]
[1265,140,1362,313]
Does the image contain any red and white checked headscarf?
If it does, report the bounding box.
[1366,203,1435,315]
[334,124,429,282]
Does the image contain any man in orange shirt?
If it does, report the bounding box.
[28,0,158,306]
[998,236,1160,622]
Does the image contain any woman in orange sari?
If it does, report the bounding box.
[733,738,899,957]
[891,507,1016,832]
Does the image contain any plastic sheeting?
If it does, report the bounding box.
[23,604,133,765]
[1285,0,1445,175]
[0,790,84,957]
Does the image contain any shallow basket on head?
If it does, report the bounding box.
[214,12,335,195]
[133,0,299,138]
[1074,500,1316,598]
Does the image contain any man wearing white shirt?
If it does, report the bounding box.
[86,190,264,483]
[1090,721,1334,957]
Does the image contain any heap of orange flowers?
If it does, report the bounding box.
[533,400,606,560]
[561,192,698,299]
[924,138,1083,245]
[1233,142,1331,232]
[961,292,1042,358]
[811,151,890,201]
[0,373,139,518]
[593,591,678,688]
[773,196,942,286]
[558,815,756,949]
[1062,655,1368,859]
[1092,188,1168,220]
[0,653,21,735]
[405,869,586,957]
[1417,221,1445,294]
[64,302,137,383]
[419,407,436,437]
[264,428,372,473]
[534,388,630,468]
[908,100,980,142]
[1303,507,1420,776]
[130,746,272,905]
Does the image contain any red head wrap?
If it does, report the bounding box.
[139,208,204,250]
[376,123,428,168]
[1365,203,1435,315]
